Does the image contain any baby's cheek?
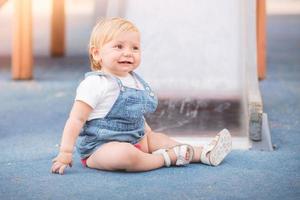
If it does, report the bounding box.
[135,57,141,65]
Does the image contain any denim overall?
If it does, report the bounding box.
[76,71,158,159]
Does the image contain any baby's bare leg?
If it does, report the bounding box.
[86,141,165,172]
[146,131,203,163]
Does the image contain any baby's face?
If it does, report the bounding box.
[99,31,141,77]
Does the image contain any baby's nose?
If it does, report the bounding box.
[123,50,132,57]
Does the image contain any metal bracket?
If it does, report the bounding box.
[250,113,273,151]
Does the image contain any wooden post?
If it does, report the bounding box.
[12,0,33,80]
[0,0,8,7]
[257,0,266,80]
[51,0,65,57]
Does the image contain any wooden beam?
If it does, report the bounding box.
[0,0,8,7]
[12,0,33,80]
[51,0,65,57]
[257,0,266,80]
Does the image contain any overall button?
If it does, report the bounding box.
[121,86,125,92]
[149,92,154,97]
[145,87,150,91]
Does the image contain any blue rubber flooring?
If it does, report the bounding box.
[0,15,299,200]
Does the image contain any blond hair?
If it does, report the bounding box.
[88,17,140,71]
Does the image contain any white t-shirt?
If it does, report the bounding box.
[75,73,144,121]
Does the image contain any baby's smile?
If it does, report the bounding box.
[118,60,133,64]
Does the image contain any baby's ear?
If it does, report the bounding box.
[91,47,101,62]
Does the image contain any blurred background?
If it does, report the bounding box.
[0,0,298,149]
[0,1,300,199]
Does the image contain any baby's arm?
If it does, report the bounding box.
[51,100,92,175]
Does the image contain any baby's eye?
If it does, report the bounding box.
[114,44,123,49]
[133,46,140,51]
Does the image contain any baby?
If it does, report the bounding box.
[51,17,232,174]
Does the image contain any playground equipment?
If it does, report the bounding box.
[105,0,272,150]
[0,0,272,150]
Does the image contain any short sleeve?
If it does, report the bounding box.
[75,75,107,109]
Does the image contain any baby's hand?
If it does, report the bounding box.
[51,152,73,175]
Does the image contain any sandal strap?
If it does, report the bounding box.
[200,146,212,165]
[200,134,221,165]
[152,149,171,167]
[172,144,194,166]
[152,144,194,167]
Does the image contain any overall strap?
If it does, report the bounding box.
[131,71,150,89]
[131,72,155,97]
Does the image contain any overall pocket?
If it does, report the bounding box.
[124,96,145,120]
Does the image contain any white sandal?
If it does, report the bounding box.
[200,129,232,166]
[152,144,194,167]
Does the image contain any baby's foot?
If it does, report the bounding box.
[200,129,232,166]
[152,144,194,167]
[167,145,193,165]
[205,140,217,159]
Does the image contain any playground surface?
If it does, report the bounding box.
[0,15,299,200]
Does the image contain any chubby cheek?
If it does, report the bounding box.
[134,56,141,68]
